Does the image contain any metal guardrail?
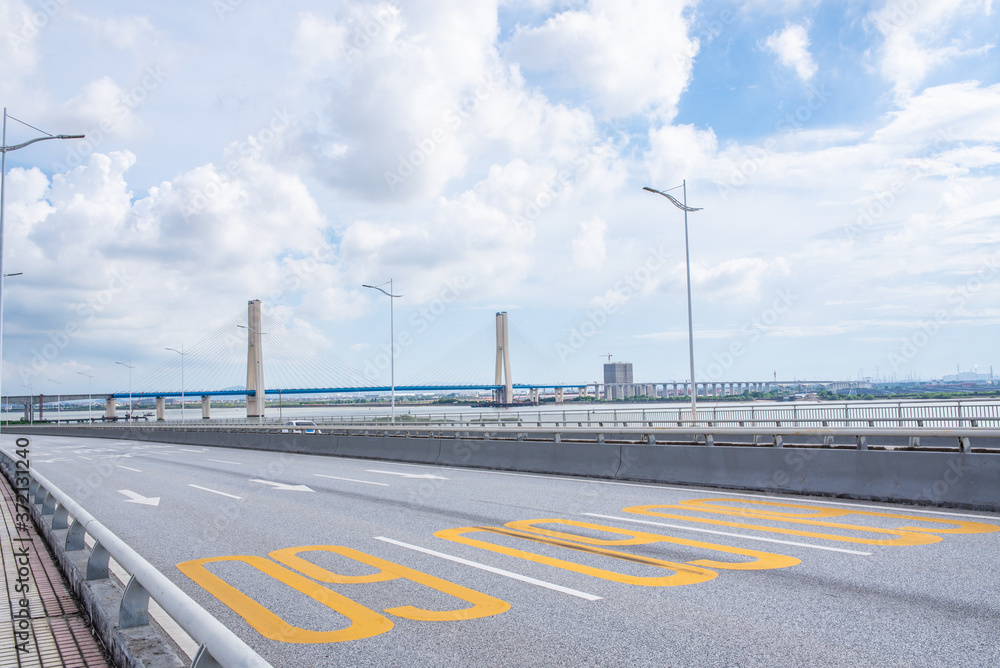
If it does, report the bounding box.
[63,422,1000,452]
[77,399,997,429]
[0,446,271,668]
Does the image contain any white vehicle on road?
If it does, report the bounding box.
[281,420,321,434]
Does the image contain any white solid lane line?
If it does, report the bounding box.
[206,458,242,465]
[374,536,602,601]
[188,484,242,500]
[314,474,389,487]
[367,470,448,480]
[582,513,873,555]
[117,465,142,472]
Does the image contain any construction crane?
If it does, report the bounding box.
[600,354,613,362]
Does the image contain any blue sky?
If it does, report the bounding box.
[1,0,999,396]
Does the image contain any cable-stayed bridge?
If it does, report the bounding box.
[9,301,587,421]
[5,299,871,422]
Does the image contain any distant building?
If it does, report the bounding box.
[941,369,994,383]
[604,362,633,385]
[603,362,634,399]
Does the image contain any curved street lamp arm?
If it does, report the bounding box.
[643,186,703,212]
[362,284,402,298]
[1,134,85,153]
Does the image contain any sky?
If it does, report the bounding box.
[1,0,998,396]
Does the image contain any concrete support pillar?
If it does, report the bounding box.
[156,397,165,421]
[494,311,513,406]
[201,395,211,420]
[105,397,117,420]
[246,299,265,418]
[555,388,564,403]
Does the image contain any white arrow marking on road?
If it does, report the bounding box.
[250,479,314,492]
[118,490,160,506]
[366,470,449,480]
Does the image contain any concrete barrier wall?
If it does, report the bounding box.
[8,427,998,510]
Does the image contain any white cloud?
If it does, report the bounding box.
[507,0,698,119]
[571,216,607,269]
[868,0,995,97]
[763,22,817,82]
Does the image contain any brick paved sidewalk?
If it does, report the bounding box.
[0,474,111,668]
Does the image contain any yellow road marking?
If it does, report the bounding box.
[435,525,718,587]
[177,555,393,644]
[672,498,1000,535]
[269,545,510,621]
[504,519,800,571]
[624,501,944,546]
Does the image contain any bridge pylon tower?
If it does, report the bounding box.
[494,311,513,406]
[246,299,265,418]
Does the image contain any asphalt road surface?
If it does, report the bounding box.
[6,433,1000,667]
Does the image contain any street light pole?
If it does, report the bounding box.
[363,279,402,423]
[644,183,703,423]
[77,371,93,422]
[115,361,134,421]
[166,345,186,422]
[20,384,31,425]
[47,377,61,423]
[0,110,83,433]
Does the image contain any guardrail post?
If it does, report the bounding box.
[856,435,868,451]
[823,435,834,447]
[647,434,656,445]
[705,433,714,446]
[119,575,151,628]
[34,485,47,504]
[192,644,224,668]
[28,479,39,497]
[52,504,69,530]
[772,435,783,448]
[42,492,56,515]
[597,433,605,444]
[909,436,920,449]
[553,433,561,443]
[66,518,86,551]
[87,540,111,580]
[959,436,971,453]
